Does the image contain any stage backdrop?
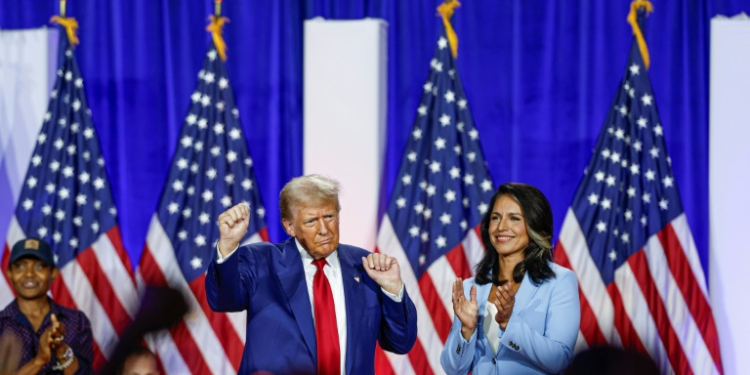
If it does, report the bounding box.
[1,0,749,371]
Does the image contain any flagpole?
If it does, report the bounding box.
[60,0,66,17]
[215,0,222,17]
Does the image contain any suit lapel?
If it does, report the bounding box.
[475,281,493,314]
[275,238,317,359]
[514,271,540,312]
[338,247,364,375]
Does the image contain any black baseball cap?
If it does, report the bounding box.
[10,238,55,267]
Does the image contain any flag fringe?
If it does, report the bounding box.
[207,15,230,61]
[627,0,653,69]
[50,16,80,47]
[437,0,460,58]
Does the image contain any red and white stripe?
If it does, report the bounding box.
[555,208,723,375]
[137,214,266,375]
[1,216,139,369]
[374,216,484,375]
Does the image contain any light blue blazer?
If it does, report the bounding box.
[440,263,580,374]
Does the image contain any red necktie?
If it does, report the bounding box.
[312,259,340,375]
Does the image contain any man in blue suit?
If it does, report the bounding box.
[206,175,418,375]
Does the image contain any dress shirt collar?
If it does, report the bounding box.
[0,298,68,329]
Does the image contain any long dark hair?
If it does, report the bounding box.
[475,183,555,286]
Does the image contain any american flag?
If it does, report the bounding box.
[0,27,140,369]
[554,9,723,375]
[136,40,268,375]
[374,13,495,375]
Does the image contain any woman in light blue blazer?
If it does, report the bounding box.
[440,183,580,374]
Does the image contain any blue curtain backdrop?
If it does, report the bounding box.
[1,0,747,277]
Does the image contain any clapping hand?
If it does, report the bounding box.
[35,314,65,364]
[492,282,517,330]
[49,314,71,360]
[452,278,478,341]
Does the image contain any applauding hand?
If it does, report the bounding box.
[452,278,478,341]
[492,282,517,330]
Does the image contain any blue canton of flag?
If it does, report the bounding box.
[13,37,118,269]
[555,8,723,375]
[569,17,681,286]
[2,28,139,369]
[376,15,495,375]
[154,46,266,282]
[138,40,267,375]
[386,31,494,277]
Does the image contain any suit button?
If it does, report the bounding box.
[492,358,496,364]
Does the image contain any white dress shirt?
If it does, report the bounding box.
[216,240,404,374]
[483,302,501,355]
[296,241,348,375]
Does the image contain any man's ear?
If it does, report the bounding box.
[5,268,11,280]
[51,267,59,281]
[281,218,296,237]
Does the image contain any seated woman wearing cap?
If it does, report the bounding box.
[0,238,93,375]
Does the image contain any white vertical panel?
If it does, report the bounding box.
[709,14,750,375]
[303,19,388,250]
[0,27,58,251]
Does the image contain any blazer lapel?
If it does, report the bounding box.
[475,281,493,316]
[513,271,540,312]
[338,248,364,375]
[275,238,317,359]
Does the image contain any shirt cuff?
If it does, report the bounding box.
[216,244,239,264]
[381,285,405,302]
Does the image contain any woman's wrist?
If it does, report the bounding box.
[52,346,75,371]
[460,325,476,340]
[32,355,48,367]
[55,343,70,360]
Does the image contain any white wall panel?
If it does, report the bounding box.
[304,19,387,250]
[709,14,750,375]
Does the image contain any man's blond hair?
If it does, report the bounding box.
[279,174,341,220]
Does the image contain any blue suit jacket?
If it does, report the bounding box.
[206,238,418,375]
[440,263,580,374]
